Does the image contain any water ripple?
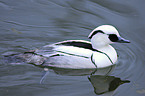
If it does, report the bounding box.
[90,0,137,16]
[112,42,144,81]
[0,1,12,10]
[2,20,53,28]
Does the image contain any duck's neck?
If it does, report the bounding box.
[90,34,112,52]
[92,43,113,53]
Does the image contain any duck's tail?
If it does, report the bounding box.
[2,50,47,66]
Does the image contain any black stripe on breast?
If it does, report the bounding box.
[55,41,95,51]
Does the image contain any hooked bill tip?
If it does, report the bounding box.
[118,37,130,43]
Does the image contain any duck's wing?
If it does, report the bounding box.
[54,40,94,50]
[36,40,94,58]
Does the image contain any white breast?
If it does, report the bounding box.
[92,45,117,68]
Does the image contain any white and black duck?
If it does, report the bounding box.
[5,25,130,69]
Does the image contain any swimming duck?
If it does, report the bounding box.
[31,25,130,69]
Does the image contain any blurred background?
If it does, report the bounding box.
[0,0,145,96]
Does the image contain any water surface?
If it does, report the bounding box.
[0,0,145,96]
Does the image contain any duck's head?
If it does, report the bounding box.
[88,25,130,49]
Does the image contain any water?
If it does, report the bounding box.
[0,0,145,96]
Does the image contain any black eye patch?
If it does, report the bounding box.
[109,34,118,42]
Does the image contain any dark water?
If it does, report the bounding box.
[0,0,145,96]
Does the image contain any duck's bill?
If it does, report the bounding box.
[117,37,130,43]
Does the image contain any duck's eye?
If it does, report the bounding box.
[109,34,118,42]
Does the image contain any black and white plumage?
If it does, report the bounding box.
[9,25,130,69]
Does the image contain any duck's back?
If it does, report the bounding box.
[36,40,93,57]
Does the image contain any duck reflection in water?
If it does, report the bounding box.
[40,66,130,95]
[88,75,130,95]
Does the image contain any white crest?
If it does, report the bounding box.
[88,25,120,39]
